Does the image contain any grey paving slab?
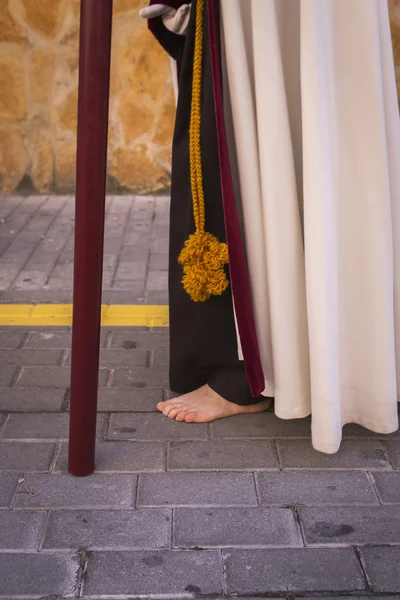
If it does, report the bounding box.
[0,510,46,549]
[387,440,400,468]
[42,509,171,550]
[97,387,162,411]
[108,412,208,442]
[0,365,17,386]
[223,548,366,594]
[0,552,79,597]
[173,507,302,549]
[256,471,379,506]
[1,412,106,439]
[109,330,169,349]
[153,346,169,367]
[0,289,72,302]
[112,366,169,387]
[137,472,258,507]
[17,366,107,387]
[0,387,65,411]
[360,546,400,592]
[15,474,136,508]
[64,348,149,367]
[210,412,311,439]
[0,348,63,366]
[0,329,26,348]
[277,440,390,470]
[372,471,400,504]
[168,440,279,471]
[0,472,21,507]
[55,441,166,472]
[299,506,400,546]
[343,422,400,439]
[0,441,55,471]
[83,550,223,596]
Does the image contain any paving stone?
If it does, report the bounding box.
[145,291,169,304]
[147,271,168,291]
[153,347,169,367]
[300,506,400,545]
[1,289,73,302]
[149,253,168,270]
[387,440,400,468]
[256,471,379,506]
[0,510,46,549]
[115,261,147,281]
[55,441,166,472]
[108,413,207,441]
[371,472,400,504]
[0,552,79,597]
[118,246,150,261]
[343,423,400,439]
[360,546,400,592]
[210,412,311,439]
[84,550,223,596]
[0,348,63,366]
[168,440,279,471]
[0,364,17,386]
[1,412,106,439]
[152,238,169,254]
[64,348,149,367]
[0,472,20,507]
[0,329,25,348]
[15,474,136,509]
[112,366,169,388]
[0,387,65,411]
[17,366,107,387]
[98,387,162,411]
[174,507,302,548]
[110,330,169,349]
[25,329,108,349]
[43,509,171,550]
[137,472,258,507]
[0,441,55,471]
[278,440,390,470]
[223,548,366,594]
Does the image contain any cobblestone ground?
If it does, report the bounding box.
[0,196,399,598]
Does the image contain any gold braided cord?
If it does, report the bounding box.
[178,0,229,302]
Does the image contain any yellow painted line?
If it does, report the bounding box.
[0,305,169,327]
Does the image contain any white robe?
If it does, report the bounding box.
[221,0,400,453]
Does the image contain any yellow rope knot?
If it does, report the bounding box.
[179,0,229,303]
[179,232,229,302]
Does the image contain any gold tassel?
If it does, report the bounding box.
[178,0,229,302]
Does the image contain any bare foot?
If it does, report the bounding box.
[156,384,272,423]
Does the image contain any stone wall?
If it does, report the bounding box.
[0,0,400,195]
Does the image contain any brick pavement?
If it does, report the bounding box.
[0,196,400,598]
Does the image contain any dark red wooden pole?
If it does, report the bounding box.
[69,0,113,476]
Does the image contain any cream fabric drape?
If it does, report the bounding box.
[221,0,400,453]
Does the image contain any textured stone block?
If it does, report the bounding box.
[0,348,63,366]
[2,412,106,439]
[84,550,223,596]
[387,440,400,468]
[43,509,171,550]
[15,474,136,509]
[0,553,79,597]
[174,507,302,548]
[278,440,390,470]
[0,364,17,386]
[18,366,107,387]
[0,510,46,549]
[360,546,400,592]
[112,366,169,387]
[256,471,378,506]
[0,328,25,348]
[168,440,279,471]
[108,413,207,441]
[137,472,258,507]
[371,472,400,504]
[55,441,166,472]
[98,387,162,411]
[223,548,366,594]
[0,472,20,507]
[300,506,400,545]
[0,441,55,471]
[0,387,65,411]
[210,412,311,439]
[110,330,169,350]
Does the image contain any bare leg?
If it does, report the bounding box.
[157,385,271,423]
